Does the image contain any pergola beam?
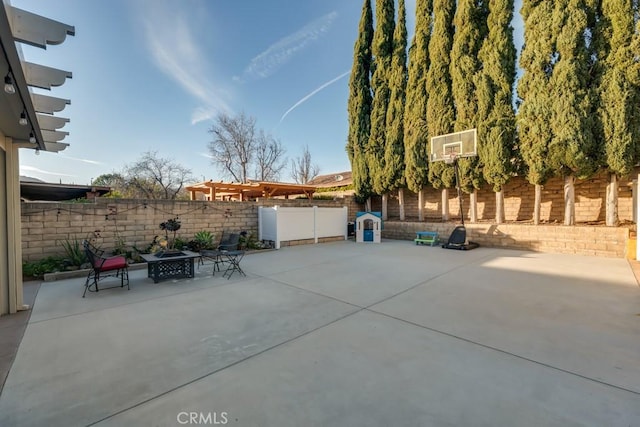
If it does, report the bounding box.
[187,180,317,201]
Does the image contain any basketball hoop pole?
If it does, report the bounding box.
[452,157,464,226]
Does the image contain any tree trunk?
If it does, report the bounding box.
[418,188,424,221]
[382,194,388,220]
[606,173,618,226]
[442,189,449,221]
[469,189,477,223]
[495,190,504,224]
[534,184,541,225]
[398,188,405,221]
[564,175,575,225]
[366,197,371,212]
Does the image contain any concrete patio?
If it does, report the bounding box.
[0,240,639,426]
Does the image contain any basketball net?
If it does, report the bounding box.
[443,153,458,165]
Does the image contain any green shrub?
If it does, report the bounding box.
[173,236,188,250]
[111,237,127,256]
[239,232,263,250]
[23,256,65,279]
[186,231,215,252]
[61,239,87,266]
[195,231,215,249]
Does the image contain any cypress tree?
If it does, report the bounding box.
[547,0,599,178]
[632,13,640,86]
[598,0,640,224]
[382,0,408,193]
[451,0,488,193]
[517,0,555,223]
[347,0,374,203]
[475,0,517,222]
[426,0,456,189]
[404,0,433,196]
[368,0,396,195]
[547,0,599,225]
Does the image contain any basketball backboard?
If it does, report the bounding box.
[430,128,477,162]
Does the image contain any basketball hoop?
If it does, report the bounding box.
[443,153,457,165]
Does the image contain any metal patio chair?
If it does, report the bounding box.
[199,232,241,276]
[82,240,129,297]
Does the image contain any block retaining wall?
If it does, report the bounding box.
[20,182,635,260]
[382,221,630,258]
[374,172,636,223]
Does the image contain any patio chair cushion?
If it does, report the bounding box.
[82,240,130,297]
[96,256,127,271]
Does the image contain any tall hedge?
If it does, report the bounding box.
[517,0,555,186]
[368,0,395,195]
[426,0,456,189]
[451,0,488,192]
[347,0,374,202]
[476,0,517,192]
[547,0,599,180]
[382,0,408,192]
[599,0,640,177]
[404,0,433,194]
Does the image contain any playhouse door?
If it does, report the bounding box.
[363,219,374,242]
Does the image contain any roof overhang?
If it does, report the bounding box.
[0,2,74,152]
[20,181,111,201]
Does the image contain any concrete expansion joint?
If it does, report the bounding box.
[86,307,365,426]
[368,308,640,398]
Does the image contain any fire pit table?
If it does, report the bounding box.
[140,250,201,283]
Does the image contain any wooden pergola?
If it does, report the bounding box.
[186,180,317,201]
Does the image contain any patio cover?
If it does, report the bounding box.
[186,180,316,201]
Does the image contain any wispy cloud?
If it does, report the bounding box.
[59,155,103,165]
[138,1,231,124]
[278,70,350,125]
[20,165,76,177]
[236,11,338,82]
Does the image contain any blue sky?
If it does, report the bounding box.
[14,0,522,185]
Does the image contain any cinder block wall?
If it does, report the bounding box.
[379,172,635,223]
[20,172,637,261]
[381,222,630,258]
[21,198,352,261]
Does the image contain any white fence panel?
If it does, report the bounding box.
[278,208,315,241]
[259,206,347,249]
[316,207,348,238]
[259,207,278,242]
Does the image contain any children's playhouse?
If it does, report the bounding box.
[355,211,382,243]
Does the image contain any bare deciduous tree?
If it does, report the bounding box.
[122,151,193,199]
[291,145,320,184]
[255,131,287,181]
[208,112,286,183]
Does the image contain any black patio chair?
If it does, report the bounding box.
[82,240,129,297]
[218,232,240,251]
[199,233,241,276]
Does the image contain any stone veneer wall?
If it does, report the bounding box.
[21,198,354,262]
[381,221,630,258]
